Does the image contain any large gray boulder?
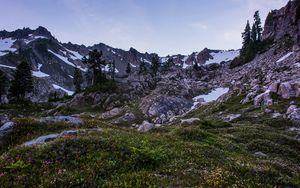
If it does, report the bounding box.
[137,121,155,132]
[0,121,14,137]
[286,105,300,123]
[39,116,82,126]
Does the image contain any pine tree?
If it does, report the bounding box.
[126,62,131,75]
[110,61,116,80]
[151,54,159,76]
[241,20,251,56]
[193,61,199,70]
[254,10,263,42]
[139,60,147,75]
[0,70,9,102]
[251,23,257,42]
[9,61,33,101]
[82,49,106,86]
[73,67,83,93]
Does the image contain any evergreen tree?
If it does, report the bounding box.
[163,57,173,71]
[82,49,106,86]
[9,61,33,101]
[241,20,251,56]
[251,23,257,42]
[139,60,147,75]
[126,62,131,75]
[0,70,9,101]
[254,10,263,42]
[109,61,116,80]
[73,67,83,93]
[151,54,159,76]
[193,61,199,70]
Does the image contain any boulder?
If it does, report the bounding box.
[254,90,272,106]
[39,116,82,126]
[101,107,124,119]
[286,105,300,123]
[0,114,9,125]
[224,114,241,122]
[137,121,155,132]
[0,121,14,137]
[180,118,201,125]
[278,82,292,99]
[24,134,59,146]
[111,113,136,125]
[254,151,267,157]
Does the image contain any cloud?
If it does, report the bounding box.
[189,22,208,30]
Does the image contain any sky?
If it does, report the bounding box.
[0,0,288,56]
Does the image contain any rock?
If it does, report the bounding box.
[137,121,155,132]
[140,95,192,122]
[268,82,280,93]
[0,114,9,125]
[0,95,9,104]
[0,121,14,137]
[254,151,267,157]
[272,113,282,118]
[111,113,136,125]
[23,129,102,146]
[61,130,79,136]
[24,134,59,146]
[224,114,241,122]
[254,90,272,106]
[39,116,82,126]
[286,105,300,123]
[278,82,292,99]
[180,118,201,125]
[101,107,124,119]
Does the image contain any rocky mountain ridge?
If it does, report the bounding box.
[0,26,239,102]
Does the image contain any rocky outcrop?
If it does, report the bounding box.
[0,121,14,137]
[263,0,300,44]
[137,121,156,132]
[180,118,201,125]
[39,116,82,126]
[23,128,102,146]
[286,105,300,124]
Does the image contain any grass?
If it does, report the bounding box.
[0,94,299,187]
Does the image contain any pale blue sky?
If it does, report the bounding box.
[0,0,288,56]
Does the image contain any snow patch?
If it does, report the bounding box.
[130,63,137,68]
[24,36,48,44]
[104,64,119,73]
[52,84,74,96]
[140,58,151,64]
[191,88,229,109]
[32,64,49,78]
[276,52,294,63]
[160,57,169,64]
[205,50,239,65]
[65,48,83,60]
[0,64,16,69]
[48,49,87,72]
[0,38,17,56]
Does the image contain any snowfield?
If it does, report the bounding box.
[32,64,49,78]
[0,38,17,56]
[0,64,16,69]
[52,84,74,96]
[48,49,87,72]
[205,50,239,65]
[191,87,229,109]
[24,36,48,44]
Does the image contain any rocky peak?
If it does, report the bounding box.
[263,0,300,44]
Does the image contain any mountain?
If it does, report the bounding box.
[0,26,239,101]
[1,1,300,187]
